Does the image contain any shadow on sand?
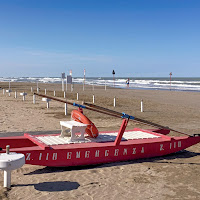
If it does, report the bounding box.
[12,181,80,192]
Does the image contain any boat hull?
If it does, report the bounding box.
[0,129,199,167]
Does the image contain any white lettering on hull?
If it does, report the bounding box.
[85,151,90,158]
[95,150,100,157]
[52,153,57,160]
[76,151,80,158]
[123,148,127,155]
[114,149,119,156]
[178,141,181,147]
[160,144,164,151]
[26,141,184,164]
[67,152,72,159]
[46,153,49,160]
[132,148,136,154]
[39,153,42,160]
[105,150,109,157]
[26,153,31,160]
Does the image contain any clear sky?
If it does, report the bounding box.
[0,0,200,77]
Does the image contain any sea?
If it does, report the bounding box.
[0,77,200,92]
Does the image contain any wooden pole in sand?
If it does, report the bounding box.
[141,99,143,112]
[77,93,79,100]
[15,91,17,99]
[114,96,116,107]
[65,103,67,115]
[71,84,73,92]
[93,94,95,104]
[37,82,39,93]
[33,94,36,104]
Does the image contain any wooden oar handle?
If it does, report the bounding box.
[34,93,191,136]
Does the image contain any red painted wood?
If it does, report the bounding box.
[24,133,51,150]
[114,119,128,146]
[0,129,199,167]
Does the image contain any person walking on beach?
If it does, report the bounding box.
[126,78,130,88]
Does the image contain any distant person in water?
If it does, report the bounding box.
[126,78,130,88]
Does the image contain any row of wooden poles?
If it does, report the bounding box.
[1,87,145,112]
[32,92,144,113]
[0,86,190,136]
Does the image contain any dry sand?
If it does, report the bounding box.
[0,82,199,200]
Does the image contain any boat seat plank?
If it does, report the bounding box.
[36,130,160,146]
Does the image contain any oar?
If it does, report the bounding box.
[34,93,192,136]
[83,102,169,130]
[83,102,192,136]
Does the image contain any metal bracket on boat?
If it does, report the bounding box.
[73,103,86,109]
[121,113,135,120]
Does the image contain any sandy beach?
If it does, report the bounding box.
[0,82,199,200]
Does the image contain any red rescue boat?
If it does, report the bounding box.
[0,94,199,167]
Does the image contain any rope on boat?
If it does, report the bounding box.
[34,93,193,137]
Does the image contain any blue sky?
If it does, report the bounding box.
[0,0,200,77]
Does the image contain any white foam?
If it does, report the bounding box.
[1,77,200,92]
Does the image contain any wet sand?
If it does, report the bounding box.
[0,82,200,200]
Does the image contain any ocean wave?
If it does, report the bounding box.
[1,77,200,92]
